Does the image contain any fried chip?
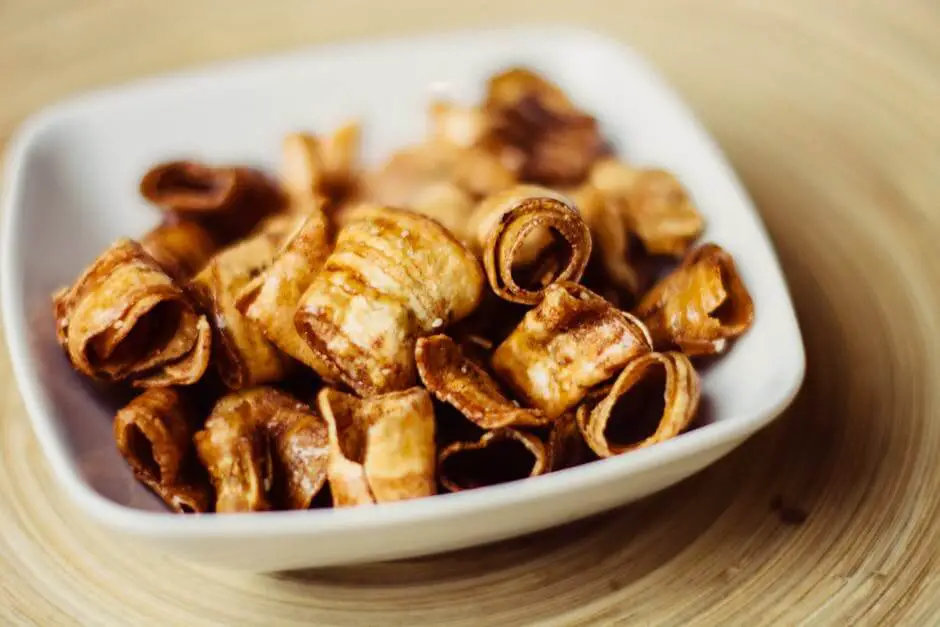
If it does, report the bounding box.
[577,351,700,457]
[408,181,476,244]
[492,282,653,418]
[52,239,212,387]
[189,218,298,389]
[281,123,361,210]
[113,388,211,513]
[140,160,242,215]
[429,100,490,149]
[236,206,343,384]
[483,67,606,186]
[590,158,704,257]
[547,410,593,471]
[194,387,329,512]
[317,387,436,506]
[415,334,548,429]
[634,243,754,356]
[472,184,592,304]
[438,428,548,493]
[296,207,484,396]
[140,218,218,281]
[571,184,641,296]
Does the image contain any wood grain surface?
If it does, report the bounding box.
[2,0,940,624]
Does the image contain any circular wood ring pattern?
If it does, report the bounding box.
[2,1,939,623]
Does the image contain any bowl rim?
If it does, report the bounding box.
[0,25,805,538]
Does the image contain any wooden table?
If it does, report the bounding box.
[3,1,939,624]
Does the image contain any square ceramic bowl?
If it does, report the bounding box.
[0,27,804,571]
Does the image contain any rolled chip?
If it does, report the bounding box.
[52,239,212,386]
[438,428,548,493]
[281,123,361,209]
[189,218,298,389]
[415,334,548,429]
[577,351,700,457]
[473,185,592,305]
[140,218,218,281]
[140,160,242,214]
[547,410,593,471]
[492,282,653,418]
[317,387,437,506]
[113,388,211,513]
[590,158,704,257]
[236,207,343,383]
[634,243,754,356]
[570,184,641,296]
[296,207,484,396]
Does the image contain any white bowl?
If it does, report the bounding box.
[0,26,804,571]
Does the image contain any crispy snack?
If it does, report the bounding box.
[140,218,218,281]
[317,387,436,506]
[194,387,329,512]
[296,207,484,396]
[113,388,211,513]
[547,411,593,471]
[438,428,548,492]
[281,123,361,210]
[590,158,704,257]
[492,282,653,418]
[472,184,592,305]
[577,351,700,457]
[571,184,641,296]
[634,243,754,356]
[483,67,606,186]
[429,100,490,148]
[408,181,477,244]
[189,218,298,389]
[236,207,343,384]
[363,142,462,208]
[415,334,548,429]
[140,161,242,214]
[52,239,212,387]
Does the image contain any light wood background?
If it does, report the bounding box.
[2,0,940,624]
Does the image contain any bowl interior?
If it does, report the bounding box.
[2,28,804,514]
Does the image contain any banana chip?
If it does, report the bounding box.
[635,243,754,356]
[577,351,700,456]
[281,123,361,210]
[189,217,298,389]
[317,387,436,506]
[114,388,211,513]
[547,410,593,471]
[141,218,218,281]
[438,428,549,492]
[472,185,592,304]
[296,207,484,396]
[415,334,548,429]
[492,282,653,418]
[52,239,212,387]
[570,184,641,297]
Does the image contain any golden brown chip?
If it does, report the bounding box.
[407,181,476,244]
[492,282,653,418]
[483,67,606,186]
[236,206,343,384]
[296,207,484,396]
[577,351,700,457]
[415,334,548,429]
[140,218,218,281]
[113,388,211,513]
[194,387,329,512]
[52,239,212,387]
[590,158,704,257]
[429,100,490,148]
[571,184,641,296]
[140,160,242,214]
[547,411,593,471]
[634,243,754,356]
[438,428,548,493]
[472,185,592,305]
[189,218,298,389]
[317,387,436,506]
[362,142,462,208]
[281,123,361,209]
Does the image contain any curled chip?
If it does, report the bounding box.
[429,100,490,149]
[634,243,754,356]
[590,158,704,257]
[492,282,652,418]
[189,217,299,389]
[140,218,218,281]
[194,387,329,512]
[571,184,641,296]
[140,160,242,214]
[281,123,361,209]
[363,142,463,208]
[52,239,212,387]
[547,410,593,471]
[483,67,606,186]
[236,207,343,384]
[577,351,700,457]
[415,334,548,429]
[114,388,211,513]
[317,387,436,506]
[438,428,548,492]
[296,207,484,396]
[408,181,477,244]
[472,184,592,305]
